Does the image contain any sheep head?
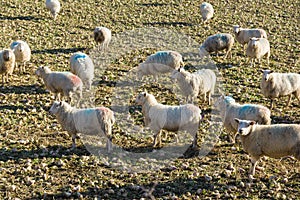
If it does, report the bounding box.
[199,46,209,58]
[235,118,256,136]
[135,92,147,105]
[232,25,240,34]
[2,49,14,61]
[49,101,72,115]
[260,69,273,81]
[249,37,260,49]
[170,68,185,81]
[35,66,52,76]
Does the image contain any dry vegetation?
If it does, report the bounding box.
[0,0,299,199]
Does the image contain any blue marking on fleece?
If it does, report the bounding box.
[224,96,235,104]
[11,41,19,48]
[215,34,228,43]
[239,104,254,116]
[74,53,87,60]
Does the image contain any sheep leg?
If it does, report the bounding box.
[192,132,198,148]
[208,92,211,105]
[287,94,292,106]
[249,156,259,177]
[71,134,77,149]
[270,99,273,109]
[266,51,270,65]
[106,139,112,153]
[153,130,162,147]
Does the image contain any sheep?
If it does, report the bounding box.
[235,118,300,178]
[171,68,216,105]
[45,0,61,20]
[0,49,15,84]
[49,101,115,151]
[214,95,271,143]
[135,92,202,148]
[260,69,300,109]
[135,51,184,80]
[232,25,267,51]
[10,40,31,73]
[93,26,112,49]
[70,52,94,90]
[199,33,234,59]
[200,2,214,23]
[246,37,270,67]
[35,66,82,106]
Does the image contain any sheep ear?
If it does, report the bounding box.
[234,118,240,124]
[250,121,256,126]
[260,69,264,73]
[143,92,147,97]
[269,70,273,73]
[59,102,62,106]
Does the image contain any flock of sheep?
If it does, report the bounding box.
[0,0,299,180]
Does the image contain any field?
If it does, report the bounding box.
[0,0,299,199]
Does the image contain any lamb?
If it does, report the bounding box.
[70,52,94,90]
[10,40,31,73]
[49,101,115,151]
[214,96,271,143]
[0,49,15,84]
[45,0,61,20]
[135,51,184,80]
[246,37,270,67]
[260,69,300,109]
[93,26,112,49]
[199,33,234,59]
[235,118,300,178]
[200,2,214,23]
[135,92,202,148]
[233,25,267,51]
[35,66,82,106]
[171,68,216,105]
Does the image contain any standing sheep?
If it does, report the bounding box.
[135,92,202,148]
[93,26,112,49]
[171,68,216,105]
[199,33,234,59]
[49,101,115,151]
[214,96,271,143]
[135,51,184,80]
[246,37,270,67]
[233,25,267,52]
[200,2,214,23]
[0,49,15,84]
[35,66,82,106]
[45,0,61,20]
[70,52,94,90]
[235,118,300,178]
[260,69,300,109]
[10,40,31,73]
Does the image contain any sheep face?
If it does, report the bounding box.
[93,29,105,43]
[49,101,71,115]
[3,50,14,61]
[261,69,273,81]
[35,66,51,76]
[248,37,259,49]
[170,68,184,82]
[233,25,240,34]
[199,46,209,58]
[135,92,147,105]
[235,118,256,136]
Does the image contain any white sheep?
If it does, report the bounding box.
[200,2,214,23]
[35,66,82,106]
[10,40,31,73]
[233,25,267,52]
[0,49,15,84]
[93,26,112,49]
[214,96,271,143]
[171,68,216,105]
[49,101,115,151]
[246,37,270,67]
[199,33,234,59]
[135,92,202,148]
[260,69,300,109]
[135,51,184,80]
[70,52,94,90]
[45,0,61,20]
[235,118,300,178]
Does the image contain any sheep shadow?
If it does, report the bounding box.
[0,145,90,162]
[0,84,47,95]
[0,14,42,21]
[32,47,86,55]
[136,3,168,6]
[27,176,225,199]
[143,22,195,27]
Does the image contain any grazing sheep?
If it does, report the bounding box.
[199,33,234,59]
[233,25,267,52]
[214,96,271,143]
[45,0,61,20]
[171,68,216,105]
[135,92,202,148]
[49,101,115,151]
[70,52,94,90]
[246,37,270,67]
[0,49,15,84]
[93,26,112,49]
[200,2,214,23]
[260,69,300,109]
[35,66,82,106]
[10,40,31,73]
[235,118,300,178]
[135,51,184,80]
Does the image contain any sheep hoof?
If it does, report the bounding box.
[248,175,256,182]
